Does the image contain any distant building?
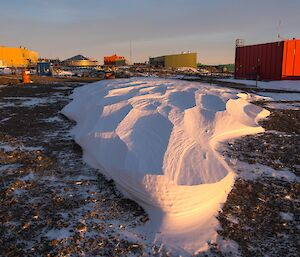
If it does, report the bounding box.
[149,56,165,67]
[0,46,38,68]
[133,62,148,66]
[235,39,300,80]
[62,55,98,68]
[198,64,234,74]
[218,64,235,73]
[40,58,61,68]
[104,54,126,66]
[149,52,197,68]
[37,62,53,76]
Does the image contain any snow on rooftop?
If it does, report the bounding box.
[62,77,270,255]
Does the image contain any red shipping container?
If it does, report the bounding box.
[235,39,300,81]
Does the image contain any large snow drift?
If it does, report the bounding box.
[62,78,269,255]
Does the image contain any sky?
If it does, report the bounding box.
[1,0,300,64]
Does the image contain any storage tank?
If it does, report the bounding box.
[62,55,98,68]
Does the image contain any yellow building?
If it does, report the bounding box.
[0,46,38,67]
[149,52,197,68]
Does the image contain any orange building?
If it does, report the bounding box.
[104,54,126,66]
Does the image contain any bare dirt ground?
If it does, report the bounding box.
[0,77,299,257]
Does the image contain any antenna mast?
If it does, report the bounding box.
[278,20,282,40]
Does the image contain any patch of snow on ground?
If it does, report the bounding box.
[280,212,294,221]
[216,237,242,257]
[0,164,20,172]
[44,116,63,123]
[219,78,300,92]
[0,117,12,123]
[177,67,199,73]
[226,158,298,182]
[257,92,300,102]
[20,173,36,181]
[0,144,15,152]
[0,143,43,152]
[265,102,300,110]
[1,97,59,108]
[46,228,73,240]
[62,78,270,255]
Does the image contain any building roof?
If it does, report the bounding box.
[64,55,90,62]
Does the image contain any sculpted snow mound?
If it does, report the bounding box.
[62,78,269,255]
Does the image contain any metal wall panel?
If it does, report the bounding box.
[235,39,300,80]
[235,41,284,80]
[149,56,165,67]
[282,40,300,79]
[294,41,300,76]
[164,53,197,68]
[0,46,38,67]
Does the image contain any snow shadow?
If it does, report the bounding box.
[168,91,196,111]
[124,113,173,175]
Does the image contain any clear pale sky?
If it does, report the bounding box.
[1,0,299,64]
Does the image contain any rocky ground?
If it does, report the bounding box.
[0,82,149,257]
[210,100,300,257]
[0,79,299,257]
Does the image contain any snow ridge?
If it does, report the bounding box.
[62,78,269,255]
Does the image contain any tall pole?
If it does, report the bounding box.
[278,20,282,40]
[130,40,132,65]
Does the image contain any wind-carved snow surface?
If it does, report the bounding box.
[62,78,270,255]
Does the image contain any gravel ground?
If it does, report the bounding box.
[0,81,299,257]
[0,83,149,257]
[214,101,300,257]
